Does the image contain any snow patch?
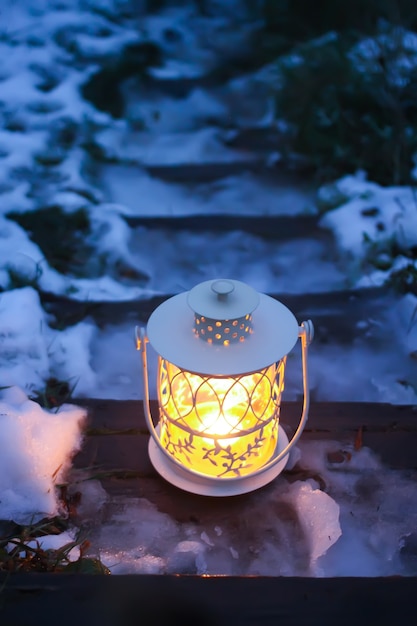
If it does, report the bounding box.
[0,386,85,524]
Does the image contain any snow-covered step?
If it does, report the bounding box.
[40,287,389,338]
[39,286,415,405]
[124,214,320,239]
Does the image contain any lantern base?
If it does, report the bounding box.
[148,425,290,497]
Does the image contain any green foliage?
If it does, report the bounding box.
[274,34,417,185]
[0,517,110,574]
[30,377,78,410]
[6,204,148,289]
[7,206,95,277]
[247,0,417,67]
[360,224,417,293]
[81,41,162,118]
[251,0,417,185]
[262,0,417,40]
[63,556,111,574]
[388,262,417,294]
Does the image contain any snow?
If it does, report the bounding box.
[286,481,341,568]
[0,386,85,524]
[0,287,97,394]
[86,478,342,576]
[349,26,417,87]
[128,230,346,294]
[96,126,254,165]
[122,85,228,132]
[296,441,417,576]
[320,173,417,263]
[0,0,417,577]
[101,167,316,216]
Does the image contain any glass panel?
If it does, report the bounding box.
[157,358,286,478]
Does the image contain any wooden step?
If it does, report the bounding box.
[41,286,391,344]
[124,213,321,240]
[1,573,415,626]
[1,399,416,626]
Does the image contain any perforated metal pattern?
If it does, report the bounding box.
[194,313,253,345]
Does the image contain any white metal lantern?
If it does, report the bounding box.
[136,279,313,496]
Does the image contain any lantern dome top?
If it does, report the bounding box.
[187,279,260,320]
[147,279,299,376]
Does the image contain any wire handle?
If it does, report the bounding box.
[136,326,160,444]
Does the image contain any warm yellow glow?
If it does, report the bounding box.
[157,359,286,478]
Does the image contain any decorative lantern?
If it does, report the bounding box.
[136,279,313,496]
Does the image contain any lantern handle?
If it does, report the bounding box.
[268,319,314,467]
[135,326,161,444]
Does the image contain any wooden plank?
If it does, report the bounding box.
[78,399,417,433]
[124,213,322,240]
[145,159,267,183]
[76,401,417,467]
[70,401,417,513]
[1,573,416,626]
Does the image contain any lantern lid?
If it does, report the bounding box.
[187,279,260,320]
[146,279,299,376]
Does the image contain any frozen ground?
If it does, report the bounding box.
[2,385,417,577]
[0,0,417,577]
[83,440,417,577]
